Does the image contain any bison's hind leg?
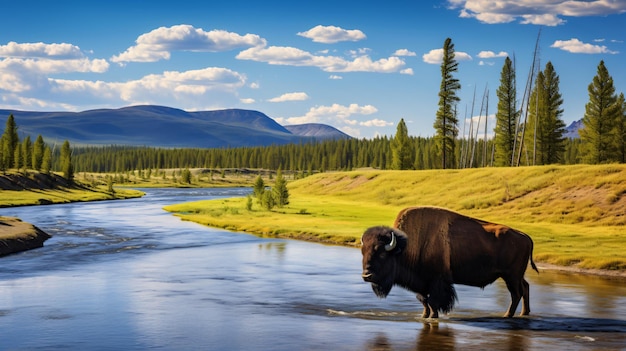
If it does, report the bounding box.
[503,277,524,318]
[520,278,531,316]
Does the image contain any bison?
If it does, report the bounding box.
[361,206,538,318]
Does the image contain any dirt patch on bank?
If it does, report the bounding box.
[0,216,52,256]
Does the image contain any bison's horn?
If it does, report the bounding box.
[385,231,397,251]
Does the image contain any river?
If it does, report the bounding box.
[1,188,625,350]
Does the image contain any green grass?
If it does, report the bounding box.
[165,164,626,271]
[0,187,144,207]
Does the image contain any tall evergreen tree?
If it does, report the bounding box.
[525,62,566,164]
[32,135,45,171]
[60,140,74,181]
[253,175,265,201]
[580,60,620,163]
[434,38,460,169]
[494,57,518,166]
[22,136,32,169]
[391,118,413,169]
[1,114,19,169]
[42,145,52,174]
[272,168,289,207]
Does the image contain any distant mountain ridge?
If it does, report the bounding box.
[564,119,583,138]
[0,105,350,148]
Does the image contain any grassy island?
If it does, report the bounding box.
[165,164,626,273]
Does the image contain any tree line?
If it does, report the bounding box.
[1,114,74,181]
[433,37,625,169]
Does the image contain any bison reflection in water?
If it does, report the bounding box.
[361,206,539,318]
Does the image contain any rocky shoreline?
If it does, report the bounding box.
[0,216,51,256]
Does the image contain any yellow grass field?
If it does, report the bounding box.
[165,164,626,271]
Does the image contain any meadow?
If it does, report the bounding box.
[164,164,626,272]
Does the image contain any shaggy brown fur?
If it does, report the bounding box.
[361,206,538,318]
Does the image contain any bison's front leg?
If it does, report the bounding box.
[416,293,438,318]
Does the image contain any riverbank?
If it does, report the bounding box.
[0,171,145,208]
[0,171,144,255]
[165,164,626,277]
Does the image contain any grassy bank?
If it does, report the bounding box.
[0,171,144,208]
[165,164,626,272]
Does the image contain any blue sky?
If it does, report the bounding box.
[1,0,625,139]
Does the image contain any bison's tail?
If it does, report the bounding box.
[529,239,539,274]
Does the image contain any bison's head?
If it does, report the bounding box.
[360,226,407,298]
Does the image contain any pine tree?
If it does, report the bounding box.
[580,60,620,163]
[22,136,32,169]
[42,146,52,174]
[253,175,265,200]
[434,38,460,169]
[272,169,289,207]
[525,62,566,164]
[60,140,74,181]
[181,168,192,184]
[494,57,518,166]
[391,118,413,169]
[32,135,45,171]
[1,114,19,169]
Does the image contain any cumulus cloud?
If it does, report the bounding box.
[329,75,343,80]
[278,103,378,125]
[422,48,472,64]
[240,98,255,104]
[360,118,393,127]
[52,66,245,98]
[477,50,508,58]
[551,38,619,54]
[1,64,247,111]
[268,92,309,102]
[111,24,266,63]
[393,49,417,57]
[297,25,366,43]
[447,0,626,26]
[237,45,407,73]
[0,41,85,59]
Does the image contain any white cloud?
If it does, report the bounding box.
[329,75,343,80]
[237,45,407,73]
[422,48,472,64]
[400,68,414,75]
[111,24,266,63]
[2,65,247,111]
[551,38,619,54]
[240,98,255,104]
[360,118,393,127]
[477,50,508,58]
[281,103,378,125]
[0,42,85,59]
[268,92,309,102]
[448,0,626,26]
[297,25,366,44]
[393,49,417,57]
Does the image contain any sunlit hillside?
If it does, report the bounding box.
[167,164,625,271]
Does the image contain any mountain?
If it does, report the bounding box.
[284,123,350,139]
[0,106,350,148]
[564,119,583,138]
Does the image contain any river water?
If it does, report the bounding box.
[1,188,625,350]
